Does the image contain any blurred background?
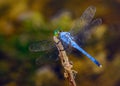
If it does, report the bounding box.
[0,0,120,86]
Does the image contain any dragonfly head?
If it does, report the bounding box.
[54,27,61,37]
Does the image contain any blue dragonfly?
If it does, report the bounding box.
[29,6,102,67]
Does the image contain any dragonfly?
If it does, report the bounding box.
[29,6,102,67]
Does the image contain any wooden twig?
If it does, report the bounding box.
[53,36,77,86]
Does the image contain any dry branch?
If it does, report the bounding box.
[53,36,77,86]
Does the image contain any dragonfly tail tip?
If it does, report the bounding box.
[99,65,102,68]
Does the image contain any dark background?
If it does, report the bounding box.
[0,0,120,86]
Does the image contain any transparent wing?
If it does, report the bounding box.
[29,40,59,65]
[70,6,96,36]
[36,46,59,66]
[29,40,55,52]
[74,18,102,46]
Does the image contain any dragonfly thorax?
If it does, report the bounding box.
[59,32,74,45]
